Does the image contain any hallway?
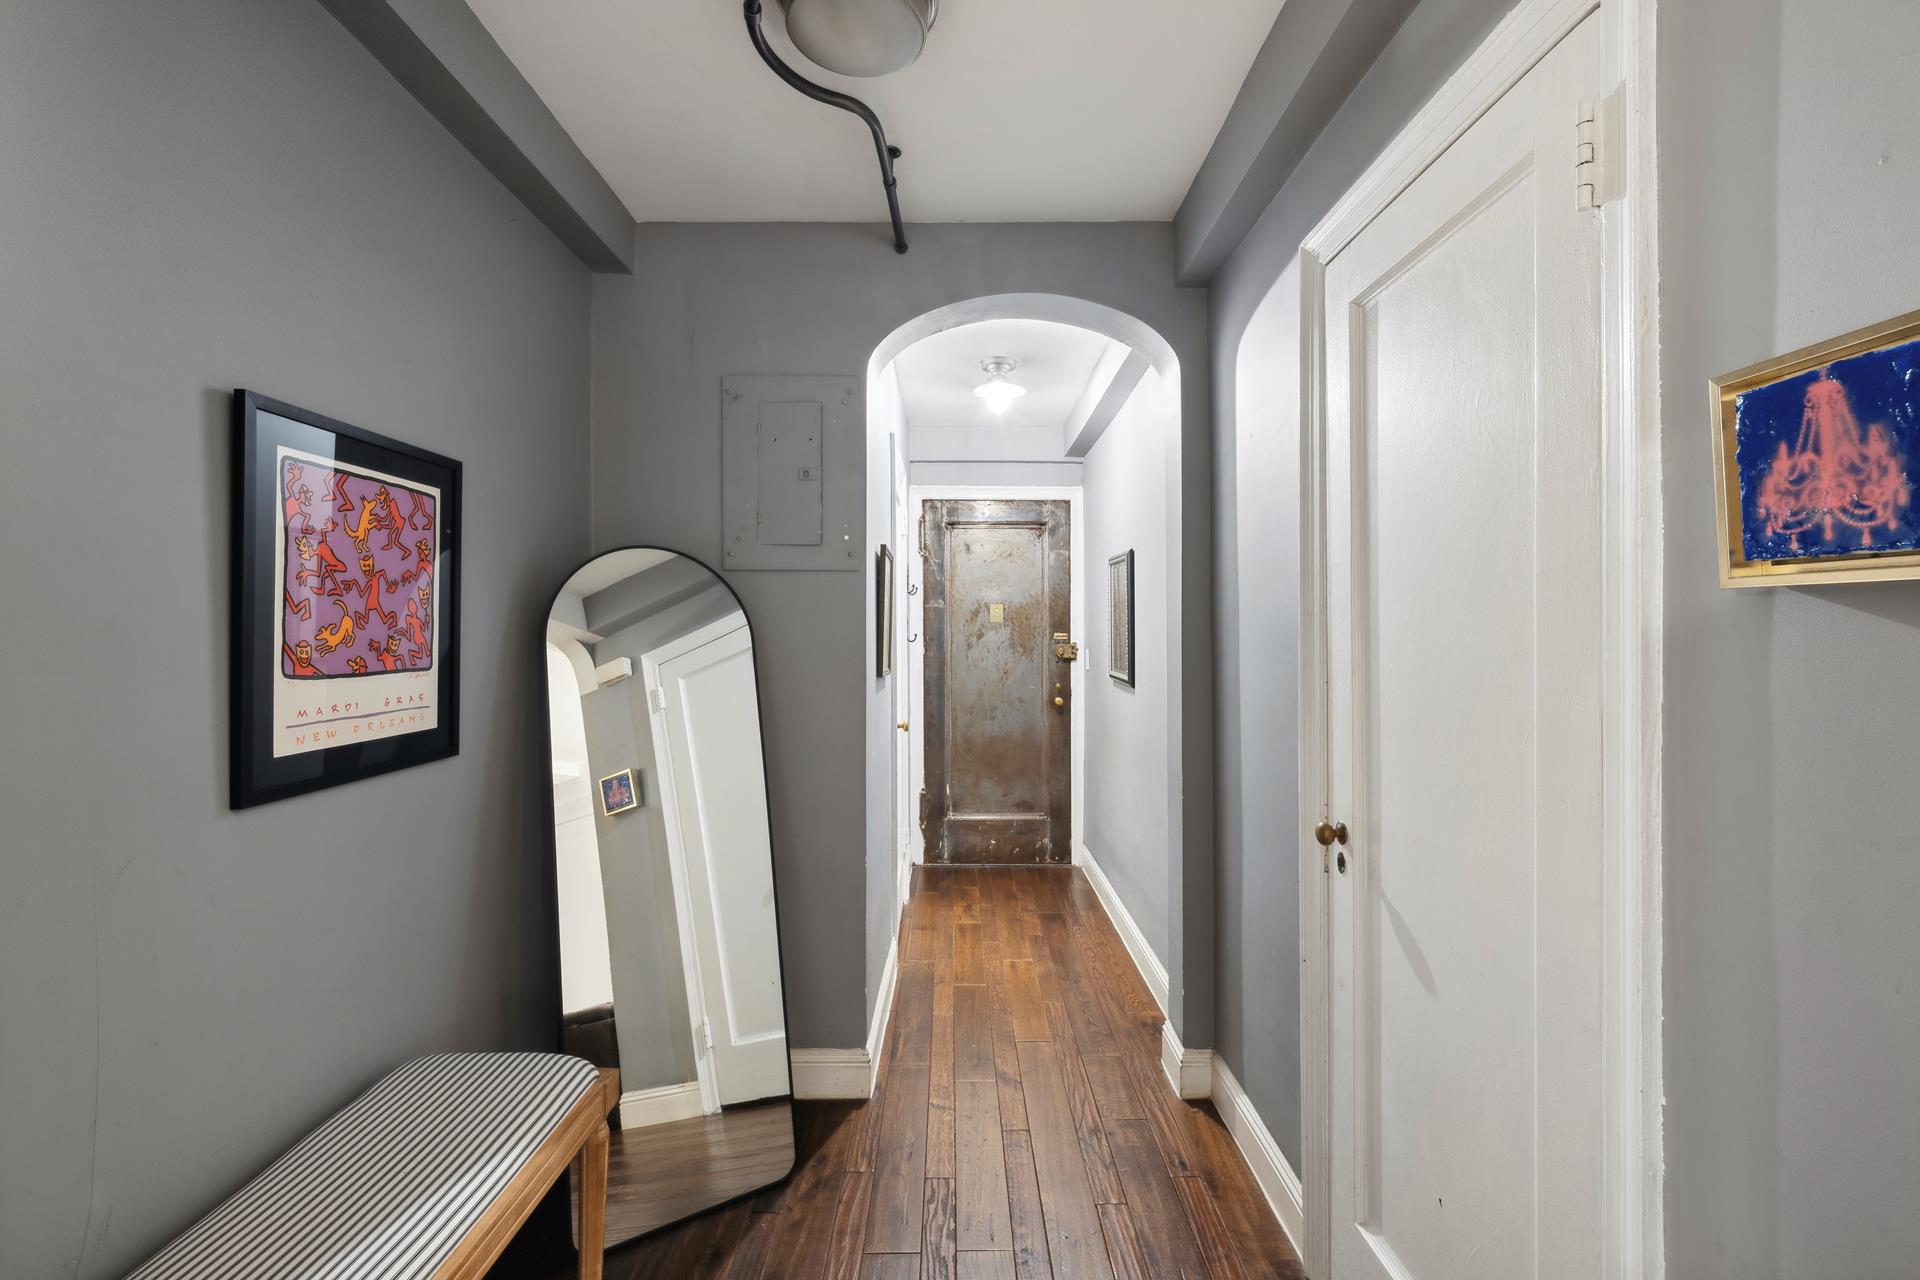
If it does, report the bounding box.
[582,865,1303,1278]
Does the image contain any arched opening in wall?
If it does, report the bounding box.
[864,294,1183,1019]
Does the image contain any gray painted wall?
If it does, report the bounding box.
[0,1,592,1275]
[317,0,635,271]
[1083,374,1176,963]
[1660,2,1920,1273]
[1174,0,1423,284]
[577,679,699,1090]
[590,223,1211,1048]
[1207,0,1517,1168]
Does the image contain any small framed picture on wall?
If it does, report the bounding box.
[598,768,640,816]
[1711,307,1920,586]
[231,390,461,808]
[1107,549,1135,686]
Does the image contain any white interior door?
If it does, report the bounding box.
[1323,15,1605,1279]
[653,621,788,1106]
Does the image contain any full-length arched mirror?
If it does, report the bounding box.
[543,548,793,1248]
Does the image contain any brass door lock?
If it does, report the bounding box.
[1053,632,1079,661]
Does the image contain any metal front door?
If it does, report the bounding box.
[921,499,1071,864]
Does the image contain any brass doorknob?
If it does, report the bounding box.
[1053,696,1065,708]
[897,721,910,731]
[1313,820,1349,847]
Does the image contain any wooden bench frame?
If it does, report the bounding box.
[430,1067,619,1279]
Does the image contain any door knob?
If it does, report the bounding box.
[897,721,910,731]
[1053,696,1065,708]
[1313,819,1349,847]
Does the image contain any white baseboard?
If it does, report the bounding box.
[617,1080,705,1129]
[791,913,902,1102]
[1159,1019,1214,1100]
[1077,844,1170,1018]
[789,1049,873,1099]
[1210,1056,1306,1260]
[865,927,901,1095]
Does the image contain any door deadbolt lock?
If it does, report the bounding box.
[1313,820,1349,848]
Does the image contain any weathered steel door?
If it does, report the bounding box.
[921,499,1071,864]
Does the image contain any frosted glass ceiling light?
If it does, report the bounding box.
[973,357,1026,416]
[777,0,938,78]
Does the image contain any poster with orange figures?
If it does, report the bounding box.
[233,390,461,808]
[272,445,442,758]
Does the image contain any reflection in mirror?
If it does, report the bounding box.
[544,548,792,1248]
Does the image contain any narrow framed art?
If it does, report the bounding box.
[876,544,896,678]
[1107,549,1134,686]
[1711,308,1920,586]
[231,390,461,808]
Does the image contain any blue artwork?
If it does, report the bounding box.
[1734,336,1920,562]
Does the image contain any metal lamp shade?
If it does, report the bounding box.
[776,0,936,77]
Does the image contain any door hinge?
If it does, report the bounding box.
[918,510,929,559]
[649,685,668,714]
[1576,88,1624,211]
[699,1019,713,1054]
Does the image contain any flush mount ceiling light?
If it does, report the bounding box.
[778,0,937,78]
[973,357,1027,416]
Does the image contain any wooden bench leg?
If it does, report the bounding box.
[574,1119,608,1280]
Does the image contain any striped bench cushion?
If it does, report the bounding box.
[129,1052,602,1280]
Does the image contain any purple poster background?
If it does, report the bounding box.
[280,454,437,679]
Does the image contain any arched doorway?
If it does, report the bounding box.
[864,293,1185,1026]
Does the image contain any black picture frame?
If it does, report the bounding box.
[876,544,896,678]
[1107,549,1135,686]
[231,390,462,808]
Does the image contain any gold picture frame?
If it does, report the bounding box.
[597,767,640,816]
[1711,307,1920,586]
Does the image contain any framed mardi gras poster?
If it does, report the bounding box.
[231,390,461,808]
[1711,308,1920,586]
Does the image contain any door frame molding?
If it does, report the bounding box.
[641,612,755,1117]
[1293,0,1662,1275]
[907,484,1086,875]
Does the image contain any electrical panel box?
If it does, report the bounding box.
[722,375,859,571]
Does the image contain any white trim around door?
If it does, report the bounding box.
[1293,0,1661,1275]
[642,612,788,1114]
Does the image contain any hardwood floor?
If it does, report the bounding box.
[579,1100,797,1244]
[537,865,1303,1279]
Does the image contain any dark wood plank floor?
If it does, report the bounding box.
[536,865,1303,1279]
[576,1099,797,1244]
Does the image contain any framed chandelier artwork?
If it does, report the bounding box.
[1712,308,1920,586]
[230,390,462,808]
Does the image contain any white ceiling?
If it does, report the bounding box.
[893,317,1113,429]
[463,0,1283,223]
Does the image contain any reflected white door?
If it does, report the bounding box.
[1324,16,1605,1279]
[653,621,788,1106]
